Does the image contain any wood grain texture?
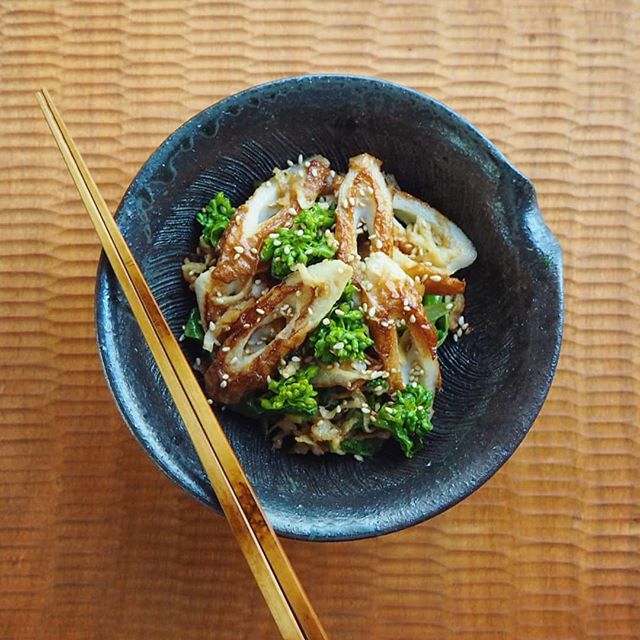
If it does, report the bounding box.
[1,1,638,638]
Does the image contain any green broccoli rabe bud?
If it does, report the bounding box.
[423,294,450,347]
[196,192,236,245]
[258,365,320,416]
[293,202,336,232]
[260,203,337,278]
[374,383,434,458]
[309,298,374,364]
[182,307,204,343]
[340,437,386,457]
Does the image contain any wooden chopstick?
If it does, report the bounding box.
[36,89,328,640]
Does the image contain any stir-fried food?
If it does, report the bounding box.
[181,154,476,458]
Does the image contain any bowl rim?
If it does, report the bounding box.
[95,74,564,541]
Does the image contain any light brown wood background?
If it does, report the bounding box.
[1,1,639,638]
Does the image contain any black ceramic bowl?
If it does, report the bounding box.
[95,75,562,541]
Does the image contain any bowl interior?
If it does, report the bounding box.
[95,75,562,540]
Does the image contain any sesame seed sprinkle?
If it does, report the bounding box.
[221,346,230,352]
[220,380,228,388]
[430,274,442,282]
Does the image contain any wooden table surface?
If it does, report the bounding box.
[1,1,639,638]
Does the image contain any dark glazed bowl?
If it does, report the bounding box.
[95,75,563,541]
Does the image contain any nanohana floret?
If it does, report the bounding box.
[309,281,373,364]
[260,203,337,278]
[196,192,236,245]
[374,383,434,458]
[257,365,320,416]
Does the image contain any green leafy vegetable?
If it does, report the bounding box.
[183,307,204,343]
[340,438,386,457]
[374,383,434,458]
[309,281,373,364]
[196,192,236,245]
[423,294,450,347]
[260,203,337,278]
[257,365,320,417]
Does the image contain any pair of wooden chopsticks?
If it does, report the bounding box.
[36,89,328,640]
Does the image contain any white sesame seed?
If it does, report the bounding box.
[409,314,416,323]
[368,307,376,318]
[403,305,411,312]
[295,229,304,237]
[298,154,303,164]
[256,308,265,315]
[362,302,368,312]
[458,315,466,327]
[255,279,261,285]
[335,405,342,413]
[179,335,185,342]
[375,239,383,249]
[283,246,291,255]
[304,160,311,168]
[286,159,294,167]
[220,380,228,388]
[308,308,313,315]
[446,302,454,310]
[329,170,336,178]
[333,341,345,350]
[430,274,442,282]
[243,323,250,329]
[273,239,282,247]
[322,318,330,325]
[209,321,216,331]
[348,197,356,206]
[334,309,345,317]
[221,346,230,352]
[230,356,238,364]
[250,247,258,255]
[456,328,463,338]
[453,334,459,342]
[311,167,318,177]
[221,373,229,380]
[361,406,371,414]
[291,356,301,362]
[234,245,244,254]
[268,233,278,239]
